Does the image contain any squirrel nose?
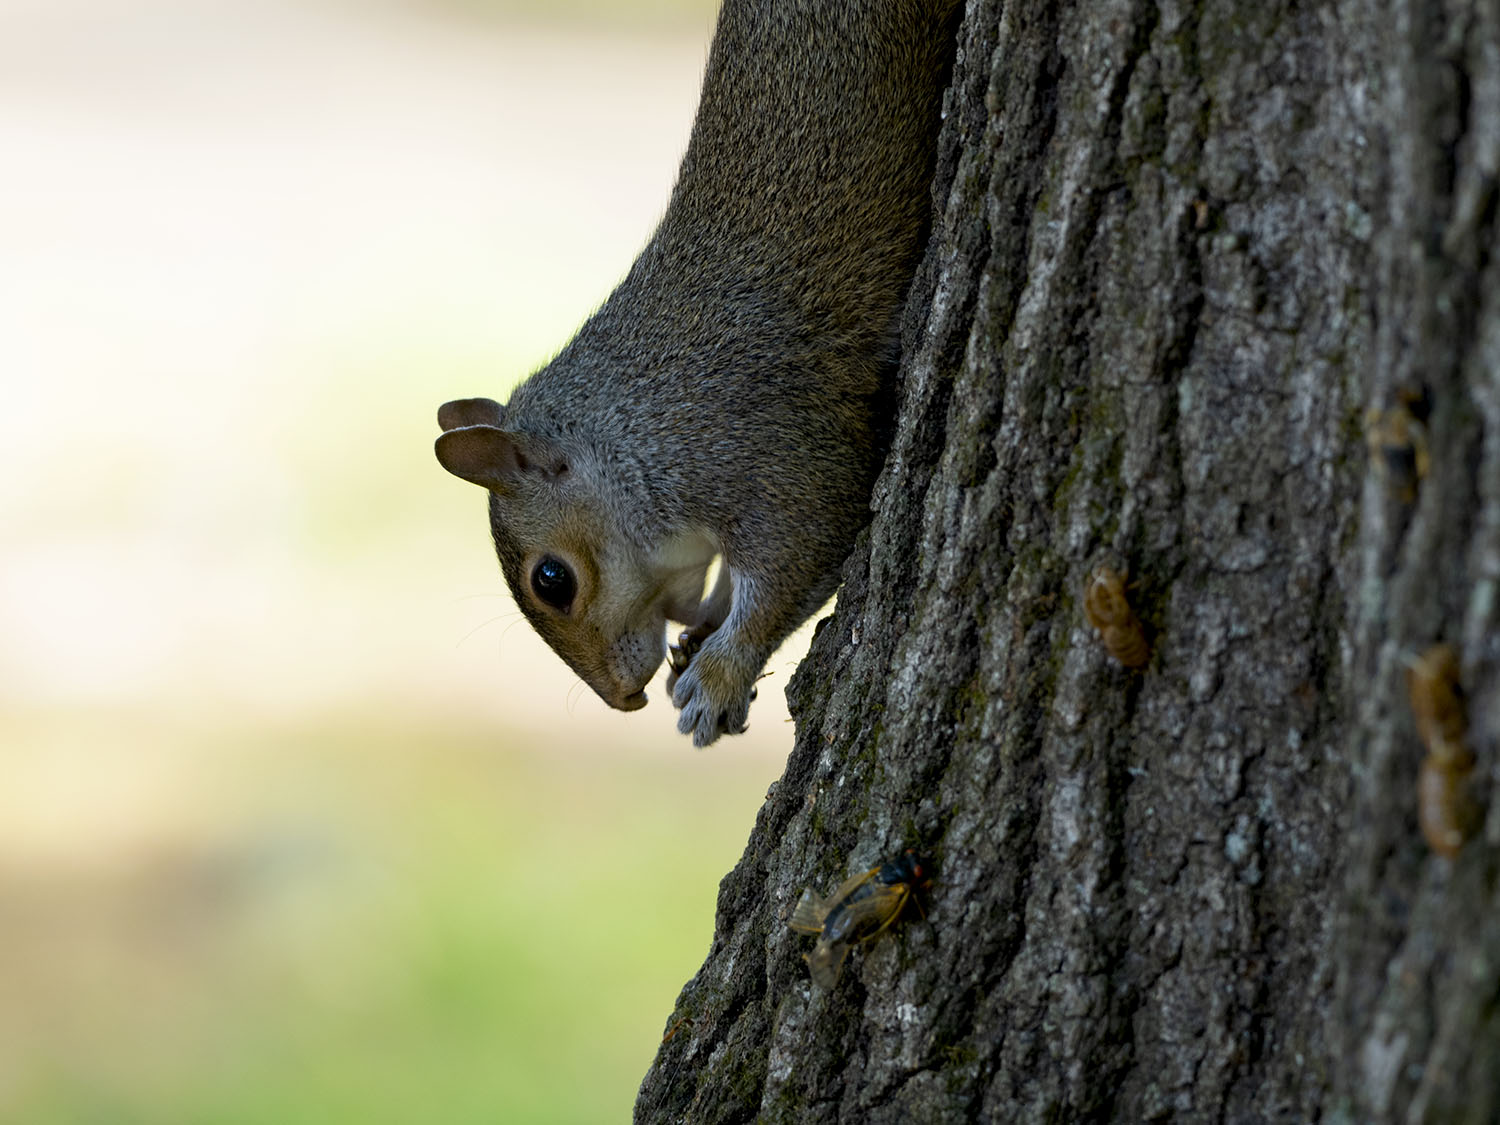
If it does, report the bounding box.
[618,689,648,712]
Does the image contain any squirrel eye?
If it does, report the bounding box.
[531,556,576,610]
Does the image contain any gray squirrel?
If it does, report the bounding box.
[436,0,959,746]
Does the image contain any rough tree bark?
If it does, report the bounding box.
[636,0,1500,1119]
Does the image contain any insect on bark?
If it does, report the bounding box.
[1083,566,1150,669]
[1406,644,1480,857]
[788,851,930,988]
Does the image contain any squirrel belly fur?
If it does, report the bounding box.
[436,0,960,746]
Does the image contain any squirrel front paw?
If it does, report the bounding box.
[671,643,757,748]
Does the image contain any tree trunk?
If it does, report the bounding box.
[636,0,1500,1119]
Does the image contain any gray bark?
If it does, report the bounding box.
[636,0,1500,1120]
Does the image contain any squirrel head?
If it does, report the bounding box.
[436,398,714,712]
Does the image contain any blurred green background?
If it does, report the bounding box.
[0,0,809,1120]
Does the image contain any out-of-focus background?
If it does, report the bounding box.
[0,0,809,1119]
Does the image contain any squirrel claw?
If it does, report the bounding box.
[664,639,694,694]
[678,704,748,748]
[664,627,711,694]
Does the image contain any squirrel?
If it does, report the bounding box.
[435,0,959,746]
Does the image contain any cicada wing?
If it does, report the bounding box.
[826,867,880,906]
[805,938,853,989]
[789,867,878,934]
[788,889,828,934]
[821,882,910,945]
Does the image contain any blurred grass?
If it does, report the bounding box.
[0,2,805,1120]
[1,709,779,1124]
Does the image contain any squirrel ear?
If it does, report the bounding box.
[435,425,523,490]
[435,426,569,490]
[437,398,506,432]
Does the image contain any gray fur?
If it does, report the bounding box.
[437,0,959,745]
